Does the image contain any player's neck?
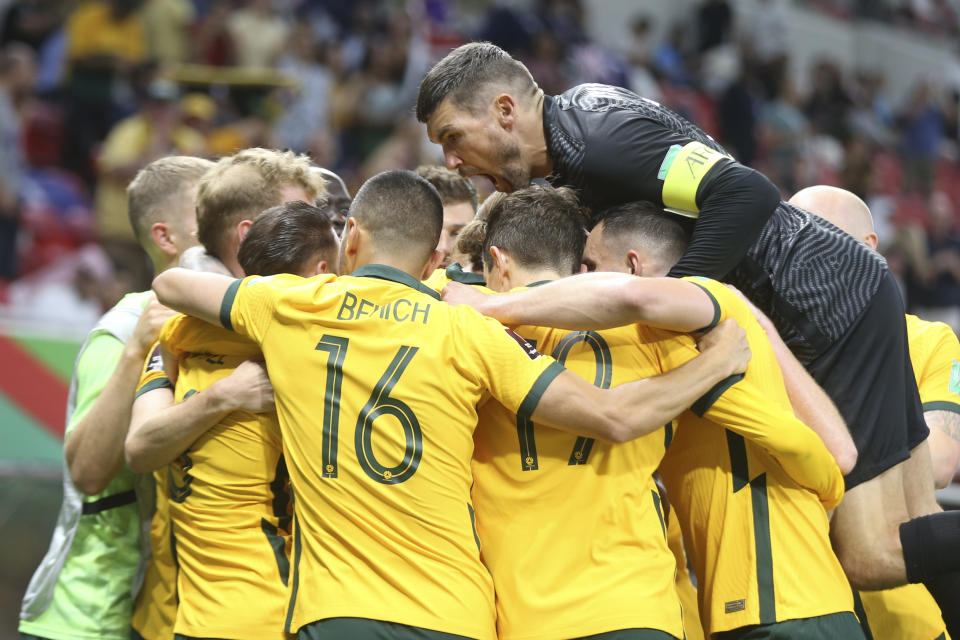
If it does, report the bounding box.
[506,265,564,291]
[524,92,553,179]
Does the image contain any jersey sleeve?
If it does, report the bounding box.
[579,108,779,281]
[135,340,172,398]
[459,312,565,421]
[915,323,960,414]
[698,382,845,511]
[223,275,281,342]
[65,331,126,436]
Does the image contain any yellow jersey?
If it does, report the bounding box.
[159,315,291,640]
[658,277,851,636]
[854,315,955,640]
[471,286,684,640]
[131,343,177,640]
[422,262,485,294]
[224,264,564,639]
[665,500,705,640]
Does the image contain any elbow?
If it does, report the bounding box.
[124,435,152,474]
[68,461,112,496]
[152,270,175,307]
[932,445,960,490]
[835,443,858,477]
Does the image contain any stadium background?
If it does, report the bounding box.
[2,0,960,636]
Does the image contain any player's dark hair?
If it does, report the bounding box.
[350,170,444,265]
[414,165,479,210]
[482,185,588,276]
[238,201,338,276]
[416,42,539,123]
[598,202,690,269]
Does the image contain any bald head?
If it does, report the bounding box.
[789,185,877,249]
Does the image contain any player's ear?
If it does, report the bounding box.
[343,218,359,256]
[236,219,253,242]
[626,250,642,276]
[864,232,879,251]
[489,246,509,277]
[315,260,329,275]
[150,222,177,256]
[420,249,444,280]
[494,93,517,129]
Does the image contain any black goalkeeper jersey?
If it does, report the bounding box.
[544,83,887,364]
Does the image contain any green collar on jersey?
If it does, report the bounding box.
[524,280,554,288]
[351,264,442,301]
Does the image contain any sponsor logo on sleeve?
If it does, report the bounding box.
[504,328,542,360]
[146,344,164,373]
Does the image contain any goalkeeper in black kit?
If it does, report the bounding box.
[417,42,960,636]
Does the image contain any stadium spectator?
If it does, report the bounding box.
[61,0,147,184]
[140,0,194,64]
[94,78,206,291]
[0,43,35,279]
[900,81,945,196]
[226,0,289,69]
[905,191,960,327]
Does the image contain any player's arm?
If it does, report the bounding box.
[704,380,846,511]
[64,299,176,495]
[153,268,238,328]
[125,360,275,473]
[666,160,781,279]
[925,412,960,488]
[530,319,750,443]
[735,285,858,474]
[579,111,779,280]
[443,273,717,333]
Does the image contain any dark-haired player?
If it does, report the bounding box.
[152,169,750,640]
[465,188,849,640]
[417,43,960,630]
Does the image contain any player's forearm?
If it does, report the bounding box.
[65,343,149,495]
[668,165,780,280]
[533,344,742,443]
[766,323,858,475]
[125,379,236,473]
[481,273,714,332]
[153,268,234,327]
[704,389,845,510]
[925,412,960,489]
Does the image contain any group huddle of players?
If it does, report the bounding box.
[18,42,960,640]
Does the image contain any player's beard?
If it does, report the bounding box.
[493,135,530,193]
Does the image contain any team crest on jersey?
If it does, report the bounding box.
[504,328,541,360]
[146,344,164,373]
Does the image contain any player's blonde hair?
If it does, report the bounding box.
[127,155,215,242]
[196,148,326,259]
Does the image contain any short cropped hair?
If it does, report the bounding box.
[127,155,215,241]
[416,42,539,123]
[350,170,444,266]
[598,202,690,269]
[196,148,326,260]
[482,185,587,276]
[415,165,478,210]
[238,201,338,276]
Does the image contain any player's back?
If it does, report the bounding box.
[658,278,852,635]
[472,305,685,640]
[227,266,563,639]
[160,315,290,640]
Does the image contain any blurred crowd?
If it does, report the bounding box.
[2,0,960,332]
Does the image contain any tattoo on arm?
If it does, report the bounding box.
[925,410,960,443]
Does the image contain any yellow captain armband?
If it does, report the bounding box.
[658,141,731,217]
